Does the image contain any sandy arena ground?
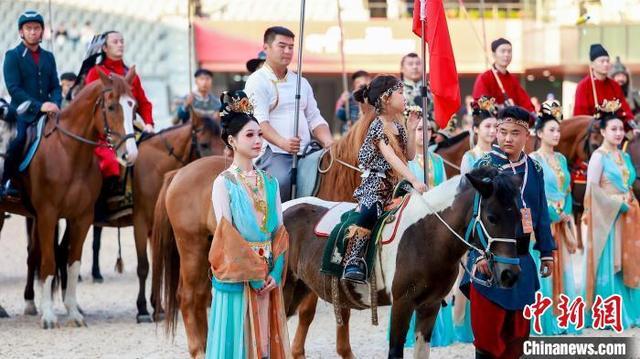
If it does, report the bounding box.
[0,215,637,358]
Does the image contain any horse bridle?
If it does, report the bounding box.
[49,88,135,151]
[412,187,519,288]
[162,123,205,165]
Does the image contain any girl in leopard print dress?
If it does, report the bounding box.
[342,75,427,283]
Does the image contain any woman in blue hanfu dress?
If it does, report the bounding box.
[459,96,498,175]
[206,91,290,359]
[582,99,640,331]
[529,100,581,335]
[391,114,453,348]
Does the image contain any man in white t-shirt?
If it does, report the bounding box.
[244,26,334,201]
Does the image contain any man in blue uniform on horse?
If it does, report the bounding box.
[461,105,556,359]
[2,10,62,197]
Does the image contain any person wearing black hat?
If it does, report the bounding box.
[2,10,62,197]
[472,37,535,112]
[245,50,266,74]
[176,68,221,124]
[573,44,634,124]
[60,72,77,109]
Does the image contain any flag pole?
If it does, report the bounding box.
[187,0,194,95]
[420,0,430,188]
[337,0,351,127]
[291,0,307,199]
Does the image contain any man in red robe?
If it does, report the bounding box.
[573,44,634,123]
[472,38,534,112]
[85,30,154,178]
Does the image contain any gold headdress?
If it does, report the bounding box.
[540,99,563,122]
[220,91,254,117]
[595,99,622,117]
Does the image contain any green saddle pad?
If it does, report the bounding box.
[320,204,402,279]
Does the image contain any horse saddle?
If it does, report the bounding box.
[296,141,324,198]
[318,188,412,279]
[18,114,46,172]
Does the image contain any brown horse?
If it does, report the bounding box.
[433,131,472,178]
[152,155,230,358]
[1,69,139,328]
[283,167,522,358]
[19,110,226,322]
[128,113,225,322]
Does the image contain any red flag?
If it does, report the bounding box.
[412,0,461,129]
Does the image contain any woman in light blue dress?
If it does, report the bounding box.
[583,100,640,331]
[206,91,289,358]
[453,96,498,343]
[390,118,453,348]
[459,96,498,175]
[529,100,581,335]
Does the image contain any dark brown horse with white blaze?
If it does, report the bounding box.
[283,167,522,358]
[0,69,139,328]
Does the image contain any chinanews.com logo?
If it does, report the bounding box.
[523,337,635,358]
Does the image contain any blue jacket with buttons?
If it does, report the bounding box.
[3,42,62,121]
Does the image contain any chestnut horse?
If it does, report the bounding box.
[283,167,522,358]
[0,70,139,328]
[19,110,225,323]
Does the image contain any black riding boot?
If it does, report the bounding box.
[341,225,371,284]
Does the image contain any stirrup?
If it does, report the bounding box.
[342,259,368,284]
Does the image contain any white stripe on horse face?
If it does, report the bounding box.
[379,176,461,299]
[119,94,138,165]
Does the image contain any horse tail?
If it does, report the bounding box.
[151,169,180,337]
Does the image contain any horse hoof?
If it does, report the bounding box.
[136,314,153,324]
[66,318,87,327]
[24,300,38,316]
[66,310,86,327]
[153,310,165,322]
[92,277,104,284]
[41,318,59,329]
[0,306,9,318]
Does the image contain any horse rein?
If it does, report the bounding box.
[161,124,204,165]
[317,146,362,174]
[411,187,518,287]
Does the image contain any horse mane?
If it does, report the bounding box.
[316,107,375,201]
[109,74,134,98]
[60,80,104,117]
[202,116,221,136]
[434,131,470,151]
[332,110,375,164]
